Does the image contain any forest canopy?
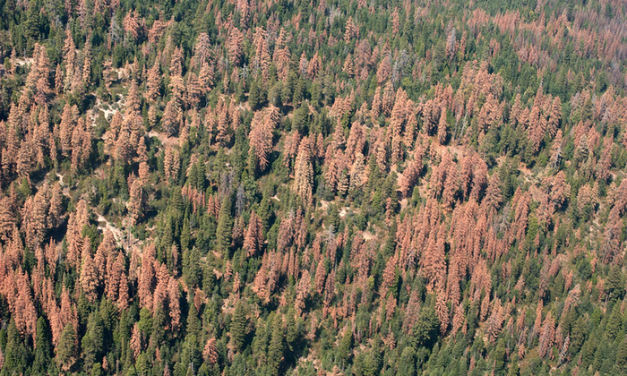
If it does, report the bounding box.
[0,0,627,375]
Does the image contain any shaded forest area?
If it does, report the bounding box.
[1,0,627,375]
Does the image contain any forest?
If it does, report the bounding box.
[1,0,627,375]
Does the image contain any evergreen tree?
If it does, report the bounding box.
[231,301,247,352]
[81,313,105,371]
[398,347,417,376]
[249,80,261,111]
[215,195,233,255]
[337,326,353,365]
[57,323,77,372]
[267,315,285,374]
[617,336,627,371]
[606,266,625,301]
[606,303,623,341]
[33,317,53,374]
[183,247,202,288]
[413,307,440,349]
[3,321,30,375]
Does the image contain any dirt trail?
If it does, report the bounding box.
[55,170,139,251]
[96,214,141,252]
[89,96,126,125]
[96,214,124,242]
[14,58,34,66]
[55,173,71,197]
[148,131,180,147]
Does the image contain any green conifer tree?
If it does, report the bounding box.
[231,301,247,352]
[267,315,285,374]
[215,195,233,255]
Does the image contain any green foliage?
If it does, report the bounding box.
[399,346,417,376]
[267,315,285,374]
[413,307,440,350]
[183,246,202,288]
[2,1,627,375]
[230,301,247,352]
[215,195,234,254]
[57,324,77,372]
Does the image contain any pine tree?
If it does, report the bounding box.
[437,107,448,145]
[377,55,392,85]
[194,32,212,68]
[129,179,143,225]
[413,307,440,349]
[59,104,75,156]
[228,28,244,66]
[550,129,563,169]
[80,251,99,302]
[344,17,358,43]
[485,299,504,343]
[187,73,202,108]
[48,182,64,228]
[138,247,155,311]
[617,336,627,370]
[422,228,446,289]
[249,106,278,173]
[3,320,28,374]
[231,301,247,352]
[398,347,416,376]
[343,54,355,77]
[606,302,623,340]
[483,174,502,211]
[203,337,218,365]
[294,141,313,203]
[117,273,130,311]
[451,304,466,337]
[244,211,264,257]
[82,312,105,370]
[146,59,161,101]
[57,323,77,372]
[183,247,202,287]
[33,317,52,373]
[162,100,179,137]
[315,260,327,294]
[63,30,77,93]
[547,96,561,137]
[267,315,285,374]
[22,189,48,250]
[33,45,52,105]
[169,47,184,76]
[215,195,233,254]
[130,322,142,359]
[215,103,232,146]
[199,61,214,91]
[249,80,261,111]
[538,312,555,358]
